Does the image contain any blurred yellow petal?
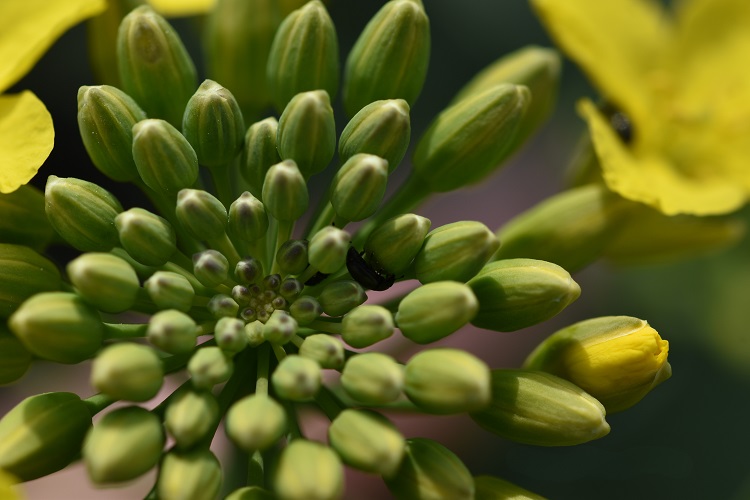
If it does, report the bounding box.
[0,91,54,194]
[148,0,216,17]
[0,469,23,500]
[0,0,107,92]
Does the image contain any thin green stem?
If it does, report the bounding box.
[208,232,242,268]
[83,393,117,417]
[271,220,294,274]
[306,202,336,238]
[314,386,344,421]
[102,323,149,340]
[307,319,343,335]
[210,163,236,208]
[247,451,265,488]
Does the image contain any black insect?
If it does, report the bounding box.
[599,102,634,144]
[346,247,395,291]
[304,270,330,286]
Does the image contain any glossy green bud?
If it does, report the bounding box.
[413,84,529,192]
[235,257,265,284]
[385,438,474,500]
[318,280,367,317]
[116,208,177,266]
[67,252,140,313]
[9,292,103,364]
[144,271,195,312]
[193,250,229,288]
[117,5,197,127]
[215,317,248,353]
[274,440,344,500]
[45,176,123,252]
[470,369,610,446]
[244,320,265,347]
[262,160,309,221]
[182,79,245,167]
[188,346,234,389]
[341,304,394,348]
[157,449,222,500]
[0,243,60,319]
[364,213,431,275]
[226,486,275,500]
[132,119,200,195]
[77,85,146,182]
[276,91,336,178]
[331,154,389,223]
[83,406,164,484]
[91,343,164,401]
[0,392,92,481]
[329,409,405,477]
[339,99,411,172]
[343,0,430,116]
[267,0,339,111]
[226,394,286,452]
[240,117,281,197]
[395,282,478,344]
[165,390,219,449]
[468,259,580,332]
[308,226,350,274]
[414,221,499,284]
[289,295,322,325]
[0,328,32,385]
[176,189,228,241]
[473,475,546,500]
[276,239,309,275]
[148,309,198,354]
[299,334,345,369]
[0,185,55,251]
[228,192,269,247]
[341,352,403,405]
[262,309,298,345]
[272,355,321,401]
[494,184,631,273]
[208,294,240,318]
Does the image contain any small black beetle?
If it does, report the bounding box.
[346,247,395,291]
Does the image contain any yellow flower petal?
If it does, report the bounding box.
[0,91,54,194]
[0,469,23,500]
[148,0,216,17]
[578,98,746,215]
[0,0,106,92]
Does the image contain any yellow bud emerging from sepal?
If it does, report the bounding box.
[524,316,671,413]
[274,440,344,500]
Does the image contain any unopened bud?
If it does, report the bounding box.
[157,449,222,500]
[67,252,140,313]
[341,305,394,348]
[176,189,228,241]
[208,294,240,318]
[364,213,431,275]
[289,295,322,325]
[240,117,281,197]
[215,317,248,353]
[188,346,234,389]
[262,160,309,221]
[274,440,344,500]
[329,409,405,477]
[262,309,298,345]
[235,257,265,284]
[395,282,478,344]
[226,394,286,452]
[116,208,177,266]
[272,355,321,401]
[318,280,367,317]
[132,119,199,195]
[148,309,198,354]
[299,334,345,369]
[193,250,229,288]
[276,239,309,275]
[228,192,269,247]
[0,244,61,319]
[91,343,164,402]
[0,328,32,385]
[473,475,545,500]
[165,389,219,449]
[144,271,195,312]
[0,185,55,251]
[332,154,389,223]
[244,320,266,347]
[341,352,403,404]
[309,226,350,274]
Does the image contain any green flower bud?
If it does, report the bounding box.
[244,320,265,347]
[188,346,234,389]
[236,257,265,284]
[226,394,287,452]
[343,0,430,116]
[470,369,610,446]
[226,486,275,500]
[0,185,55,251]
[331,154,389,223]
[276,239,309,275]
[271,355,321,401]
[0,243,61,319]
[148,309,198,354]
[116,208,177,266]
[468,259,581,332]
[262,160,309,221]
[412,84,529,192]
[341,304,394,348]
[240,117,281,197]
[77,85,146,182]
[404,348,490,414]
[395,282,478,344]
[228,192,269,247]
[385,438,474,500]
[341,352,403,404]
[0,392,92,481]
[0,327,32,385]
[132,119,200,196]
[176,189,228,241]
[157,449,222,500]
[45,176,123,252]
[262,309,298,345]
[494,184,631,273]
[209,294,240,318]
[165,390,219,449]
[414,221,499,284]
[67,252,140,313]
[83,406,164,484]
[328,409,405,477]
[117,5,197,127]
[452,45,561,145]
[215,317,248,353]
[318,280,367,317]
[524,316,671,413]
[91,343,164,402]
[182,79,245,167]
[298,334,345,369]
[276,91,336,178]
[473,475,545,500]
[289,295,322,325]
[193,250,229,288]
[144,271,195,312]
[364,213,431,275]
[339,99,411,172]
[274,440,344,500]
[9,292,103,364]
[308,226,350,274]
[266,0,339,111]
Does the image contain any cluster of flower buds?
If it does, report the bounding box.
[0,1,671,498]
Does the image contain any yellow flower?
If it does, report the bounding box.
[0,0,107,194]
[147,0,216,17]
[532,0,750,215]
